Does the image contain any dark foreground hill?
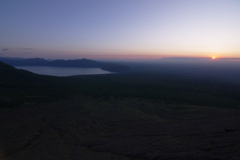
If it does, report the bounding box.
[0,96,240,160]
[1,61,240,159]
[0,61,75,107]
[0,57,130,73]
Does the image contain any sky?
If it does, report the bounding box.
[0,0,240,59]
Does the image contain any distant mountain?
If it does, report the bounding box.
[0,57,130,73]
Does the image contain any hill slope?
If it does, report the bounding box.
[0,61,75,107]
[1,61,240,159]
[1,95,240,160]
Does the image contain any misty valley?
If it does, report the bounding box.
[15,66,113,76]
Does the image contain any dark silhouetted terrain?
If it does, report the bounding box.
[0,60,240,160]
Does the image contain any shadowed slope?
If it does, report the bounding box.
[0,96,240,160]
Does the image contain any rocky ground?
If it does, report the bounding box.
[0,96,240,160]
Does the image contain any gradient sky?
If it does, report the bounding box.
[1,0,240,59]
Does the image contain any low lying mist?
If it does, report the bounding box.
[106,57,240,84]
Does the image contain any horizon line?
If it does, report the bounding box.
[1,56,240,61]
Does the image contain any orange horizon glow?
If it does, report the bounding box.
[1,1,240,59]
[4,53,240,60]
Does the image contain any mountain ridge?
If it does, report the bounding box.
[0,57,130,73]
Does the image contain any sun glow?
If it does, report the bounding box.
[212,56,216,59]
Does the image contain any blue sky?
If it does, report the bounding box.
[1,0,240,59]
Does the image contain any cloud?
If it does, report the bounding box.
[2,49,9,51]
[21,48,34,50]
[220,58,240,61]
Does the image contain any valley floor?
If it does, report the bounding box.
[0,96,240,160]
